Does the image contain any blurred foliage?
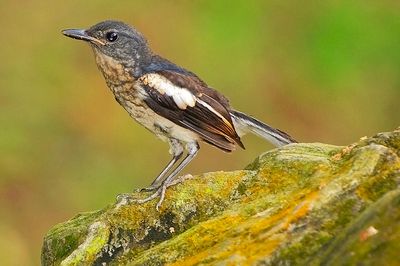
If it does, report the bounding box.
[0,1,399,265]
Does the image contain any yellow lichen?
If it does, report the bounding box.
[42,129,400,265]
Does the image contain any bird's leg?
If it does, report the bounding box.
[156,142,199,210]
[140,154,182,191]
[134,142,199,210]
[140,139,184,192]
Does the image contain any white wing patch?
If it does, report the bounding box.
[140,73,196,110]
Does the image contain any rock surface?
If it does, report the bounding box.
[42,128,400,265]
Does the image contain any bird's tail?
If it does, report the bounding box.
[230,110,297,147]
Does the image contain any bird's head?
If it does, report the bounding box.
[62,20,151,68]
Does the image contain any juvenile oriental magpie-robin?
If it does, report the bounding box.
[62,20,297,210]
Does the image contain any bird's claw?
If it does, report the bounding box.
[118,175,193,210]
[118,186,165,211]
[133,186,166,211]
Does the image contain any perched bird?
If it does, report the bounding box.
[62,20,297,210]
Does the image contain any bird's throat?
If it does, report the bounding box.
[92,48,135,92]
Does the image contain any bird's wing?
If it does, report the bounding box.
[139,70,244,152]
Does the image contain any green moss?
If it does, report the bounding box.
[60,221,110,265]
[310,189,400,265]
[41,210,104,265]
[42,128,400,265]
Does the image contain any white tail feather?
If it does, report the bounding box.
[230,110,297,147]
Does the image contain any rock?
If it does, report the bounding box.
[41,128,400,265]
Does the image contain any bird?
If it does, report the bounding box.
[62,20,297,210]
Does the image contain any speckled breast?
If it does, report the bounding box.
[92,49,135,92]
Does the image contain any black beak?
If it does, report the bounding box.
[62,29,105,45]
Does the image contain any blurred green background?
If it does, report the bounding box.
[0,0,399,264]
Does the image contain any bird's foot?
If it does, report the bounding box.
[115,190,163,210]
[138,184,161,192]
[119,174,194,211]
[131,185,166,211]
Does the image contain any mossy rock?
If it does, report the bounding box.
[41,128,400,265]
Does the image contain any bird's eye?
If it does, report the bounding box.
[106,31,118,42]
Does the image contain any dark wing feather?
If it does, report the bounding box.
[140,70,244,151]
[143,95,237,152]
